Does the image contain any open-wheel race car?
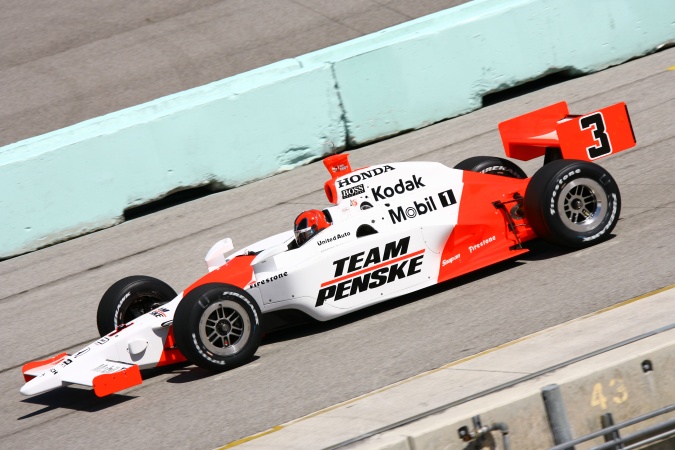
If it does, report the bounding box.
[20,101,636,397]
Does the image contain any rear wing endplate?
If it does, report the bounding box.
[498,101,636,161]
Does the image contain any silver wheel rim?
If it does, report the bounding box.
[557,178,608,232]
[199,298,251,356]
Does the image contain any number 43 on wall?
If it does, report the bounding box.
[591,378,629,410]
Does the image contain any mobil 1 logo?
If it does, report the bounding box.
[388,188,457,224]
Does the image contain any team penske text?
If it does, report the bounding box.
[316,237,424,306]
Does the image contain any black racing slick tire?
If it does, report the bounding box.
[173,283,263,372]
[454,156,527,179]
[524,159,621,248]
[96,275,177,336]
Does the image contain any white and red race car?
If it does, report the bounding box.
[20,101,636,397]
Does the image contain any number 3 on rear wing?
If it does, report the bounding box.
[498,101,637,162]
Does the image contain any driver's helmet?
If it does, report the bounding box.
[294,209,331,246]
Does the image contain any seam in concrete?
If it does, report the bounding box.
[330,62,352,148]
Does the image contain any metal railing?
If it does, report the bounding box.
[548,404,675,450]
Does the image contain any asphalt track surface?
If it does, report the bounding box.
[1,45,674,448]
[0,0,467,147]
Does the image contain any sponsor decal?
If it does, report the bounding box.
[468,236,496,253]
[317,232,350,246]
[350,199,358,207]
[93,363,126,374]
[341,184,365,199]
[337,165,395,188]
[316,237,424,306]
[442,254,460,266]
[388,189,457,224]
[161,320,173,328]
[250,272,289,288]
[332,164,349,173]
[73,347,90,358]
[372,175,425,201]
[95,337,110,346]
[550,169,581,214]
[582,193,618,242]
[59,358,73,367]
[149,307,170,318]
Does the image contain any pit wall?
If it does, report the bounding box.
[1,0,673,258]
[356,335,675,450]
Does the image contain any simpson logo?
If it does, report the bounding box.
[316,237,424,306]
[341,184,365,199]
[337,165,395,188]
[468,236,496,253]
[372,175,425,201]
[442,254,460,266]
[317,232,350,246]
[388,189,457,224]
[250,272,289,288]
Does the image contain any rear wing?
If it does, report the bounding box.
[498,102,636,161]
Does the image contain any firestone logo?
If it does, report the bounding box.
[337,165,396,188]
[250,272,289,288]
[468,236,496,253]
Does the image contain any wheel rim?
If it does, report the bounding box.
[557,178,608,232]
[119,293,166,325]
[198,298,251,356]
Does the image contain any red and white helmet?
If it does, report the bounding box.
[294,209,331,246]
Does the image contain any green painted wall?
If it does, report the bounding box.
[1,0,673,258]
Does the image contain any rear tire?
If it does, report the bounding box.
[524,160,621,248]
[173,283,262,372]
[97,275,177,336]
[454,156,527,178]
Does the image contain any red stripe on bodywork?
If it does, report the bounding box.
[321,249,425,288]
[157,326,187,367]
[22,352,68,382]
[184,254,256,295]
[438,171,533,283]
[93,364,142,397]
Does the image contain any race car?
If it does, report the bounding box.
[20,101,636,397]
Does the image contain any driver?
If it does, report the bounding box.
[294,209,331,247]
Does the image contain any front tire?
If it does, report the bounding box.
[454,156,527,178]
[97,275,177,336]
[524,160,621,248]
[173,283,262,372]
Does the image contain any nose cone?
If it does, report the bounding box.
[20,372,63,396]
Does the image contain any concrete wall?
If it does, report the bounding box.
[2,0,673,259]
[355,331,675,450]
